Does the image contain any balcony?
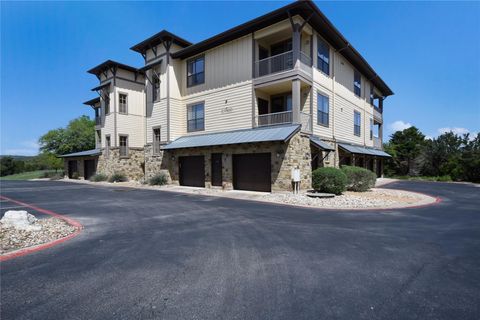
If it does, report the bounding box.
[95,116,102,126]
[254,110,312,133]
[254,50,312,78]
[373,107,382,122]
[373,136,382,149]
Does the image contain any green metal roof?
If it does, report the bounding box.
[58,149,101,158]
[310,136,335,151]
[338,143,391,157]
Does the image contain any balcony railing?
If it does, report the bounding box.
[255,51,293,78]
[374,136,382,149]
[95,116,102,126]
[300,112,312,133]
[373,107,382,121]
[299,51,312,67]
[256,111,292,127]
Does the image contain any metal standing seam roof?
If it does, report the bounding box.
[310,136,335,151]
[162,124,301,150]
[58,149,101,158]
[338,143,391,158]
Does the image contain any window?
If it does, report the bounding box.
[187,56,205,87]
[153,128,161,155]
[119,93,127,114]
[370,118,373,140]
[119,135,128,157]
[317,37,329,75]
[317,93,329,126]
[370,86,374,105]
[105,96,110,114]
[105,135,111,158]
[354,71,361,97]
[354,111,361,136]
[152,74,160,102]
[187,102,205,132]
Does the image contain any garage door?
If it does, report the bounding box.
[233,153,271,192]
[179,156,205,187]
[84,159,96,180]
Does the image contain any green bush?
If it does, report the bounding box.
[90,173,108,182]
[71,172,80,180]
[43,171,63,179]
[311,167,347,195]
[341,166,377,192]
[149,172,168,186]
[108,172,127,183]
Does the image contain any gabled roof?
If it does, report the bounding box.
[87,60,144,76]
[170,0,393,97]
[83,97,100,107]
[162,124,300,150]
[130,30,192,54]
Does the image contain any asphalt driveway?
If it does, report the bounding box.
[1,180,479,319]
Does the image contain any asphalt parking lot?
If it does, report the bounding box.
[1,180,479,320]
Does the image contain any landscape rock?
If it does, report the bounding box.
[1,210,42,231]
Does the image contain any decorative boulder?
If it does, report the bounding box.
[1,210,42,231]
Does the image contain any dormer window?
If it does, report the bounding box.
[187,56,205,87]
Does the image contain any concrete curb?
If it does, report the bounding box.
[0,195,83,262]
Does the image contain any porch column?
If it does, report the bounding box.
[292,24,301,68]
[379,123,383,148]
[292,79,301,123]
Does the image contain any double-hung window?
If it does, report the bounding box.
[153,128,161,155]
[354,71,361,97]
[119,93,127,114]
[317,93,329,127]
[317,37,330,75]
[119,135,128,157]
[354,111,361,136]
[187,102,205,132]
[187,56,205,87]
[152,74,160,102]
[370,118,373,140]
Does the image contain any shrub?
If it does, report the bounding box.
[71,172,80,180]
[311,167,347,195]
[149,172,168,186]
[341,166,377,192]
[90,173,108,182]
[108,172,127,183]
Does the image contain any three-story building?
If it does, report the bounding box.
[62,1,392,192]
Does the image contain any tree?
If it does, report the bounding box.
[457,133,480,182]
[384,127,425,176]
[421,132,465,177]
[39,115,95,155]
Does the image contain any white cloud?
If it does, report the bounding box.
[437,127,470,135]
[425,135,433,140]
[3,140,39,156]
[389,120,412,132]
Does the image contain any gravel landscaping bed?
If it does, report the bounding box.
[0,217,77,254]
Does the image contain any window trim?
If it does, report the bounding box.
[354,70,361,97]
[354,110,361,137]
[187,55,205,88]
[316,36,330,76]
[152,126,162,155]
[118,92,128,114]
[187,101,205,132]
[316,91,329,127]
[119,134,129,158]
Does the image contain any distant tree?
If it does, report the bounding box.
[421,132,465,177]
[457,133,480,182]
[34,152,64,172]
[0,156,25,176]
[384,127,425,176]
[39,115,95,155]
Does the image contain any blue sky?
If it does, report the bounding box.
[1,1,479,155]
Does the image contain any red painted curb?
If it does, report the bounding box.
[0,195,83,262]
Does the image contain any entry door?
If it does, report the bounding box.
[179,156,205,187]
[211,153,223,187]
[84,159,96,180]
[68,160,78,178]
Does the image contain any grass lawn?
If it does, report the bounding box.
[0,170,56,181]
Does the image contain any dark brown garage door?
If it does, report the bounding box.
[179,156,205,187]
[233,153,271,192]
[84,159,96,180]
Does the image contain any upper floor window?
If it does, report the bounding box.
[152,74,160,102]
[370,86,374,105]
[153,128,161,155]
[317,37,329,75]
[354,111,361,136]
[187,102,205,132]
[354,71,361,97]
[317,93,329,127]
[119,135,129,157]
[119,93,128,114]
[187,56,205,87]
[370,118,373,140]
[104,96,110,114]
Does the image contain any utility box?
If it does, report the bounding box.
[291,168,301,182]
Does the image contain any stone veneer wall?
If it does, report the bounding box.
[96,147,145,180]
[143,132,312,192]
